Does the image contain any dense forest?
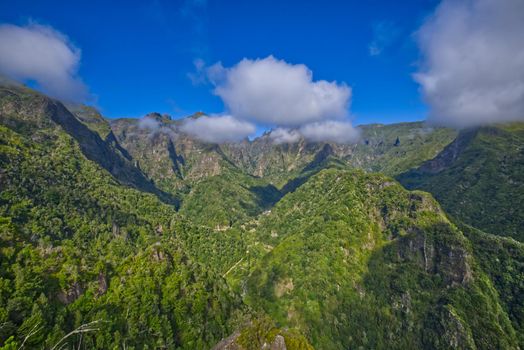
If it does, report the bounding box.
[1,84,523,349]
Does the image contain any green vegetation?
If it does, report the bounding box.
[235,169,519,349]
[398,123,524,241]
[461,224,524,345]
[1,84,523,349]
[0,88,246,348]
[178,166,281,228]
[352,122,457,175]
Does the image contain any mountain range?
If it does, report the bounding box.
[0,83,522,349]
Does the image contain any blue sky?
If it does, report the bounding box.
[0,0,443,125]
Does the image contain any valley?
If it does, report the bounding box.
[1,84,522,349]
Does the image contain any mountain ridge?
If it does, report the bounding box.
[1,83,523,349]
[398,123,524,241]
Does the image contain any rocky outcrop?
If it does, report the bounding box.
[213,332,291,350]
[97,272,108,296]
[57,282,83,304]
[0,85,178,205]
[395,226,472,287]
[423,305,476,349]
[269,335,287,350]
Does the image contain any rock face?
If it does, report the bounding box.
[0,85,177,205]
[212,332,242,350]
[212,329,306,350]
[57,282,84,304]
[395,226,473,287]
[97,272,108,296]
[270,335,287,350]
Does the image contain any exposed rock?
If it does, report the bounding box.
[395,227,472,286]
[270,335,287,350]
[423,305,476,349]
[212,331,242,350]
[436,242,473,286]
[97,272,108,296]
[57,282,83,304]
[151,243,166,261]
[274,278,294,298]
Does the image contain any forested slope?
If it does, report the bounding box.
[398,123,524,241]
[232,169,520,349]
[1,84,522,350]
[0,86,247,349]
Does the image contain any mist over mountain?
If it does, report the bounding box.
[1,0,523,349]
[0,81,522,349]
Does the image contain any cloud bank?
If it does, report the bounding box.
[269,128,301,144]
[181,114,255,143]
[415,0,524,128]
[268,121,361,145]
[138,116,162,130]
[188,56,359,144]
[0,23,88,102]
[300,121,360,144]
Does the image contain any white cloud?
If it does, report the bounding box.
[180,114,255,143]
[137,114,177,139]
[414,0,524,128]
[299,121,360,144]
[205,61,226,85]
[0,23,88,102]
[138,116,162,130]
[212,56,351,127]
[269,128,301,144]
[186,56,358,143]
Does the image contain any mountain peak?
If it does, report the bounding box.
[144,112,172,123]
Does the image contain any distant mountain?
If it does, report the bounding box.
[351,122,457,176]
[110,115,283,227]
[398,123,524,241]
[65,104,113,139]
[1,83,522,349]
[109,113,457,227]
[110,112,457,186]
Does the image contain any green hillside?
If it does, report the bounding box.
[239,169,520,349]
[1,84,522,350]
[351,122,457,175]
[398,123,524,241]
[0,86,247,349]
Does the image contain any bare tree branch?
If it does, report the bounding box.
[50,320,104,350]
[18,322,42,350]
